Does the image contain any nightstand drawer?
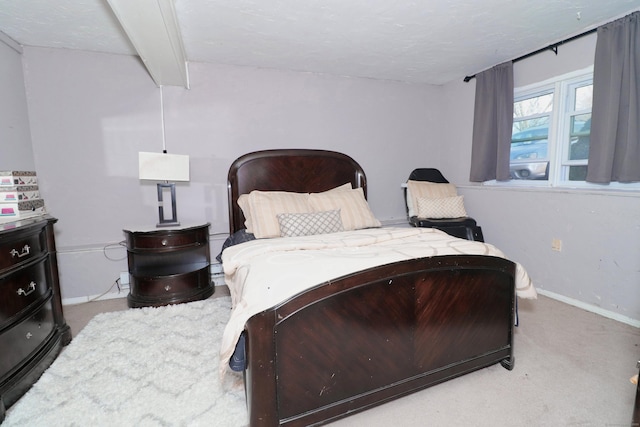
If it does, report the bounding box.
[0,229,46,273]
[126,226,209,252]
[0,298,55,381]
[130,265,210,297]
[0,258,50,326]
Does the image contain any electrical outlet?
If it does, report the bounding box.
[119,272,130,286]
[551,238,562,252]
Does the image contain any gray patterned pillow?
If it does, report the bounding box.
[277,209,344,237]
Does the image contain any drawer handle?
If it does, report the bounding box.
[10,244,31,258]
[161,239,168,246]
[26,332,33,339]
[17,281,37,297]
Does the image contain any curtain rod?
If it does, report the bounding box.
[463,27,597,82]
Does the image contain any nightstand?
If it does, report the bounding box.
[123,223,214,308]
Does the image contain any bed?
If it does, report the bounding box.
[220,149,535,426]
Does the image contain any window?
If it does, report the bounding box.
[509,69,593,187]
[510,91,553,180]
[563,82,592,181]
[485,66,638,191]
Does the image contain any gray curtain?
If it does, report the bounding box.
[587,11,640,183]
[469,62,514,182]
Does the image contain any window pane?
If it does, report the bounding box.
[568,165,588,181]
[510,119,549,180]
[508,72,596,186]
[574,85,593,110]
[512,118,550,140]
[569,115,591,161]
[514,93,553,118]
[570,114,591,135]
[510,161,549,180]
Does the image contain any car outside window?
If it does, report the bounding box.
[511,92,553,180]
[506,69,595,187]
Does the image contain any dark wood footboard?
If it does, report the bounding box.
[244,255,516,426]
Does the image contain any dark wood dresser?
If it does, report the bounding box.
[123,223,214,308]
[0,215,71,422]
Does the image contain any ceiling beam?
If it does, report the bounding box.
[106,0,189,88]
[0,30,22,54]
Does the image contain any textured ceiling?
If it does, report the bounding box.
[0,0,638,85]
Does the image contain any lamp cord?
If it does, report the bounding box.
[160,85,167,153]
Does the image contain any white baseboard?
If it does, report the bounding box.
[62,276,227,306]
[537,289,640,328]
[62,289,128,306]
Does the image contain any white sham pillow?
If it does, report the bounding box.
[248,190,312,238]
[308,187,381,231]
[406,180,457,217]
[416,195,467,219]
[237,183,352,235]
[237,194,253,233]
[322,182,353,193]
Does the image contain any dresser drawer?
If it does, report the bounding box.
[126,226,209,252]
[0,258,50,326]
[0,228,46,273]
[0,298,55,381]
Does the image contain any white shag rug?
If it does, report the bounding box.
[3,296,248,427]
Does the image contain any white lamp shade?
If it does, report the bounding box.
[139,152,190,181]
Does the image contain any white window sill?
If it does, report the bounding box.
[460,182,640,198]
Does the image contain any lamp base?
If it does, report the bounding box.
[156,182,180,227]
[156,221,180,228]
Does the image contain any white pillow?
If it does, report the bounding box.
[406,180,457,217]
[248,190,312,238]
[277,210,344,237]
[237,183,352,235]
[308,187,381,231]
[237,194,253,233]
[322,182,353,193]
[416,195,467,219]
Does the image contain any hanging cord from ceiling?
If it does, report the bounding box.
[463,27,597,82]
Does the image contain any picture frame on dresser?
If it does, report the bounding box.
[0,215,72,422]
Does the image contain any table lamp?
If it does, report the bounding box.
[139,151,190,227]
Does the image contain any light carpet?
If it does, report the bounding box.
[3,297,248,427]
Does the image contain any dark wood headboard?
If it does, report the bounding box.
[227,149,367,234]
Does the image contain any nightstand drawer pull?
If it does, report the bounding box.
[10,244,31,258]
[26,332,33,339]
[161,239,168,246]
[17,281,37,297]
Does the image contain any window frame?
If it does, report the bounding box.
[553,74,593,184]
[484,66,640,192]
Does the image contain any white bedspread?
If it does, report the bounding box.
[219,227,536,374]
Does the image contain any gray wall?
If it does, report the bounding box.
[0,41,34,170]
[21,47,443,302]
[439,33,640,325]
